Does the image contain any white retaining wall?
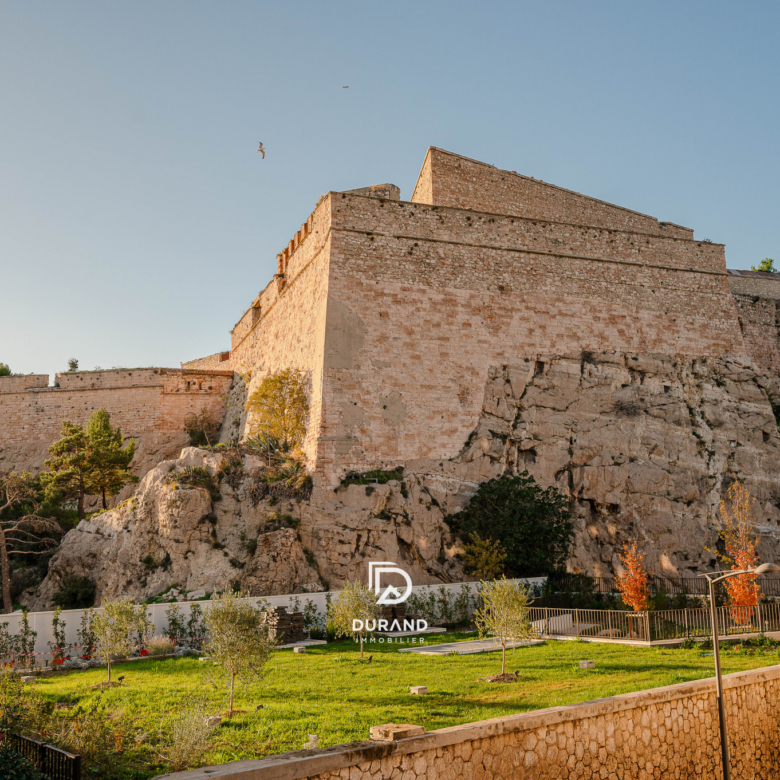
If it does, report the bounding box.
[7,578,546,659]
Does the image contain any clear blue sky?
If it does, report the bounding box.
[2,1,778,376]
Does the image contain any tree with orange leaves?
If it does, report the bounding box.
[616,540,650,612]
[713,482,761,608]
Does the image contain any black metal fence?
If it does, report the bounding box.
[549,574,780,597]
[11,734,81,780]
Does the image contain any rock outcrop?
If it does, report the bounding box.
[27,351,780,608]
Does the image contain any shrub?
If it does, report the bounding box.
[77,608,96,658]
[458,532,507,579]
[184,409,219,447]
[147,635,175,656]
[52,573,96,610]
[186,604,207,649]
[245,369,309,447]
[164,603,186,645]
[0,672,46,736]
[48,607,68,661]
[448,473,573,576]
[0,364,10,377]
[0,742,46,780]
[157,697,217,772]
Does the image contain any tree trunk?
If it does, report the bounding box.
[0,529,12,614]
[102,488,107,510]
[78,473,85,521]
[501,643,506,675]
[359,633,364,658]
[107,656,112,683]
[230,671,235,714]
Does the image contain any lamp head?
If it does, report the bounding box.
[754,563,780,575]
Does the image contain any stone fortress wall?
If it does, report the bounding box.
[0,368,232,474]
[179,147,780,486]
[10,148,780,488]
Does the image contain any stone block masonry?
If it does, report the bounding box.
[16,147,780,487]
[0,368,233,448]
[178,147,780,485]
[154,664,780,779]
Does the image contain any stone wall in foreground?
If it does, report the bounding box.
[156,664,780,780]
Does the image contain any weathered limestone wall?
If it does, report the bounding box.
[0,369,232,474]
[314,192,746,483]
[728,271,780,299]
[181,351,231,371]
[227,197,332,463]
[156,665,780,780]
[733,294,780,371]
[411,147,694,239]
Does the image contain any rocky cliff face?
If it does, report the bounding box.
[27,351,780,608]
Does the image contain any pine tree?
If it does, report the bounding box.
[85,409,136,509]
[40,421,92,521]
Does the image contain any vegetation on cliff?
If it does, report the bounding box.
[245,368,308,447]
[449,473,573,578]
[41,410,136,520]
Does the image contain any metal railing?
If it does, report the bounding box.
[10,735,81,780]
[529,602,780,643]
[548,574,780,597]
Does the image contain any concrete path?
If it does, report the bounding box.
[398,638,544,656]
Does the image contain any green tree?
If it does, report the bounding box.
[458,532,507,579]
[245,369,309,447]
[204,591,274,715]
[40,421,92,521]
[0,364,10,377]
[85,409,137,509]
[474,577,532,675]
[329,580,378,658]
[67,358,79,372]
[91,598,136,683]
[751,258,777,273]
[449,473,573,577]
[0,471,61,614]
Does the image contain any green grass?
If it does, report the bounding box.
[31,633,780,778]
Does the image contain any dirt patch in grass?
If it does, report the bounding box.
[481,672,520,683]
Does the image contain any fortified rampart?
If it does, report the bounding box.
[178,147,780,486]
[12,148,778,488]
[0,368,232,474]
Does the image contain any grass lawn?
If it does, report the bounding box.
[31,633,780,778]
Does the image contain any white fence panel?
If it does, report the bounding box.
[5,577,546,658]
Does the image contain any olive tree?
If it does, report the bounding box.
[204,591,274,716]
[474,577,532,675]
[329,580,378,658]
[91,598,136,683]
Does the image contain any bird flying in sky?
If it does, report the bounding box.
[257,142,265,158]
[342,86,349,89]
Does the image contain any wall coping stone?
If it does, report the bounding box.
[153,664,780,780]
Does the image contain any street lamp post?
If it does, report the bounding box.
[698,562,780,780]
